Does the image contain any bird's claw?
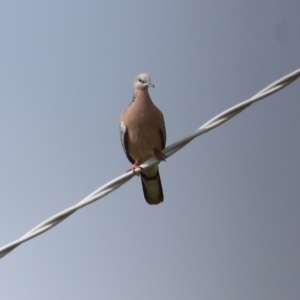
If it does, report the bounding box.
[127,162,143,176]
[154,149,167,161]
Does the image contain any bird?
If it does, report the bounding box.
[119,73,166,205]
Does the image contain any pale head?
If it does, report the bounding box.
[133,73,155,90]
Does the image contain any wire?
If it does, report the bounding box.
[0,68,299,259]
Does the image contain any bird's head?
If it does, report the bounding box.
[133,73,155,90]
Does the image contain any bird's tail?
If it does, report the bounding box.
[140,169,164,205]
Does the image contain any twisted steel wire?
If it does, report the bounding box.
[0,68,299,259]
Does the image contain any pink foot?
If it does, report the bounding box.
[154,149,167,161]
[127,161,143,176]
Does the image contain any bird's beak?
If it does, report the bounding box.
[149,83,155,88]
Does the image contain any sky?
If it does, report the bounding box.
[0,1,299,299]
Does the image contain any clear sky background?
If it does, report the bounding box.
[0,1,299,299]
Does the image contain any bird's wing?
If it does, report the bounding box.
[119,120,134,164]
[160,115,167,149]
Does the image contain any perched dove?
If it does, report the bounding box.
[119,73,166,205]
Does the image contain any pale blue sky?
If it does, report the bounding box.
[0,1,299,299]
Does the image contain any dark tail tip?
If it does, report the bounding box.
[140,170,164,205]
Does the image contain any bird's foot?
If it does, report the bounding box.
[127,162,143,176]
[154,149,167,161]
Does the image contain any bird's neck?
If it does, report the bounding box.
[134,89,153,105]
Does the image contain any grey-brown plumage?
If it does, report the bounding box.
[119,73,166,205]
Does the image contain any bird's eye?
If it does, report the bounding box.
[139,79,144,83]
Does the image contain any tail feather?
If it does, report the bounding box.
[140,169,164,205]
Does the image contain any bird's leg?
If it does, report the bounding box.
[154,149,167,161]
[127,161,143,176]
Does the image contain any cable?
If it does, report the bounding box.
[0,68,299,259]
